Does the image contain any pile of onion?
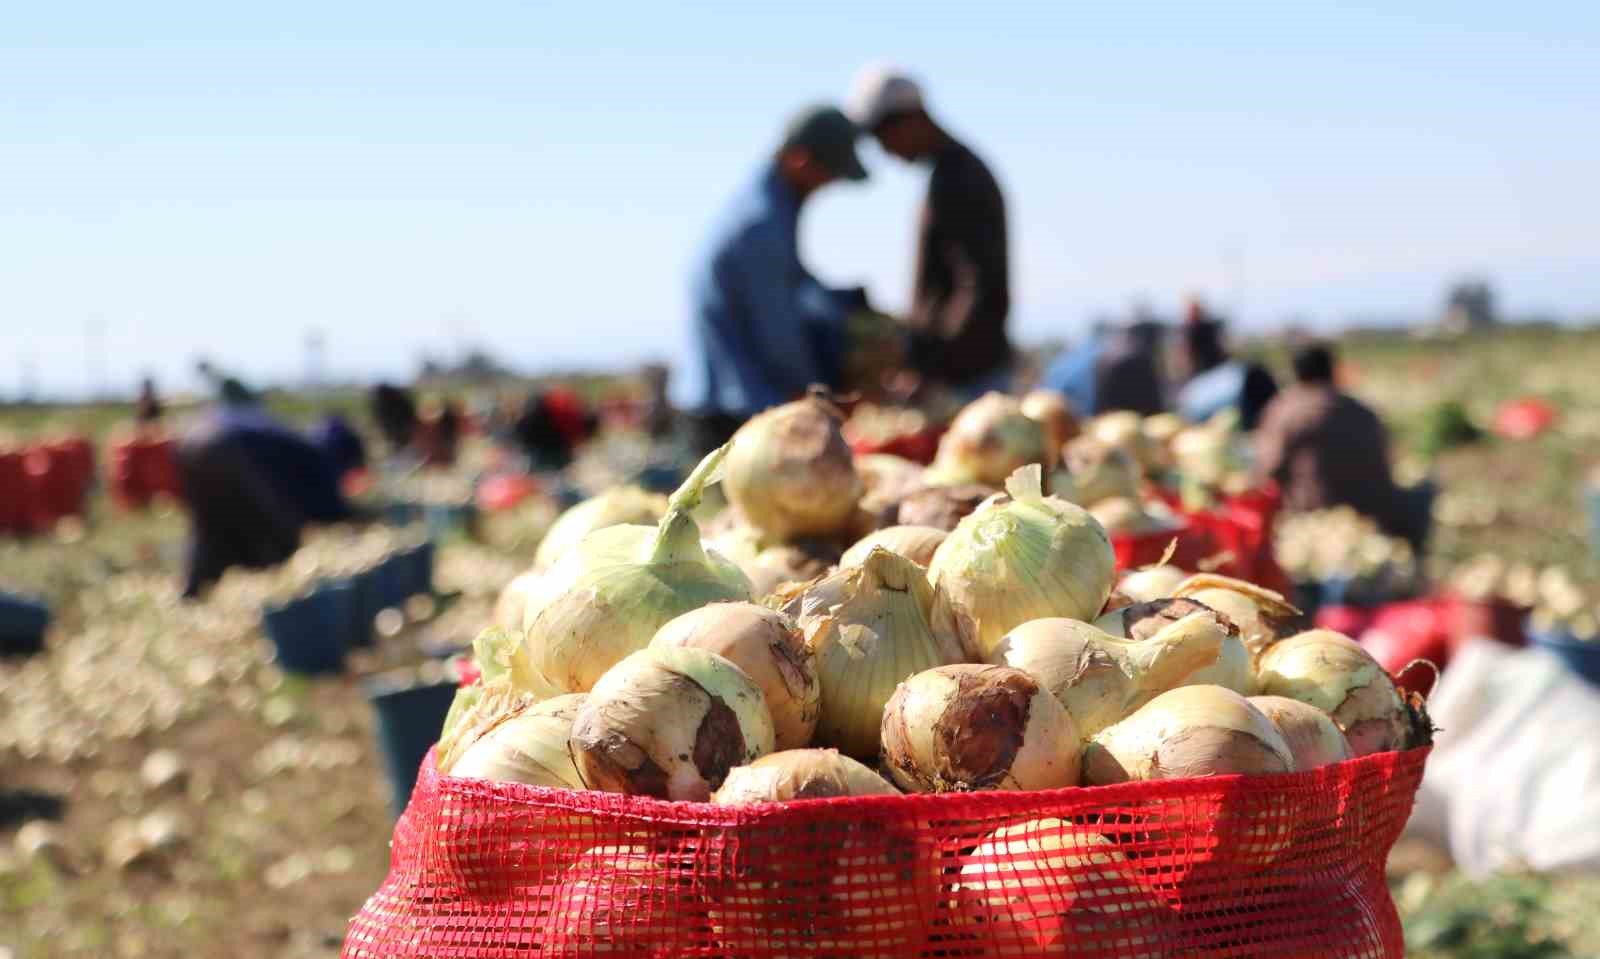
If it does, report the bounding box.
[516,447,751,692]
[927,465,1115,658]
[880,664,1080,792]
[1094,598,1255,695]
[855,453,929,525]
[780,547,973,758]
[707,523,840,599]
[446,693,589,789]
[713,749,899,804]
[952,821,1163,958]
[1255,629,1419,756]
[568,646,774,801]
[545,845,693,955]
[533,485,668,572]
[650,602,820,750]
[840,525,947,568]
[926,392,1049,487]
[1116,564,1189,604]
[723,393,863,542]
[989,610,1232,741]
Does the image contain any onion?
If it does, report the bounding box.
[516,447,752,692]
[781,547,973,758]
[1171,574,1300,656]
[991,611,1231,741]
[1255,630,1413,757]
[880,664,1080,792]
[492,570,542,632]
[533,485,667,572]
[927,392,1049,486]
[952,820,1163,957]
[650,603,820,750]
[927,465,1116,659]
[1087,411,1161,473]
[840,525,947,569]
[724,393,863,541]
[708,766,935,958]
[448,693,589,788]
[709,523,839,598]
[1117,565,1188,603]
[1019,388,1079,461]
[856,453,927,515]
[1053,437,1142,507]
[1094,599,1255,695]
[713,749,899,804]
[1084,685,1293,785]
[569,647,775,800]
[892,482,997,531]
[1088,496,1177,535]
[1248,695,1352,770]
[545,845,695,956]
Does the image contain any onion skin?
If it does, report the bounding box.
[713,749,899,804]
[1171,573,1301,655]
[929,391,1049,487]
[927,465,1116,658]
[992,612,1229,741]
[1083,684,1294,785]
[840,525,948,569]
[952,820,1163,957]
[447,694,589,788]
[784,547,974,759]
[1248,695,1352,770]
[880,664,1081,793]
[534,486,667,572]
[1255,629,1409,757]
[569,647,775,801]
[493,570,542,632]
[724,394,863,542]
[893,483,997,531]
[1093,598,1255,695]
[650,603,821,750]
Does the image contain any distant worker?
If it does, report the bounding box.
[1041,321,1109,417]
[1093,319,1167,416]
[135,376,164,426]
[848,63,1012,399]
[688,104,870,452]
[370,383,419,453]
[1254,342,1433,550]
[177,405,358,597]
[1175,303,1278,430]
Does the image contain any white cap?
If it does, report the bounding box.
[846,62,925,130]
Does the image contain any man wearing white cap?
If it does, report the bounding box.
[847,63,1012,398]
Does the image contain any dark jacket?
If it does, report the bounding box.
[907,139,1011,386]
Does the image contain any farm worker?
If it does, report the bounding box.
[1042,322,1109,417]
[176,405,358,597]
[1175,301,1279,430]
[847,63,1012,400]
[1254,342,1433,551]
[688,104,870,453]
[1093,317,1168,416]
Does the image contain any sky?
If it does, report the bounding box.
[3,1,1597,402]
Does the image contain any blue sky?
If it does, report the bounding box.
[3,2,1597,401]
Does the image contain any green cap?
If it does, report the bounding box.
[781,104,868,182]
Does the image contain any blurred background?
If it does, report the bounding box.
[3,3,1599,957]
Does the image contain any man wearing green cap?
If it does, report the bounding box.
[688,104,870,451]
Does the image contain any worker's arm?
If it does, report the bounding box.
[726,221,846,401]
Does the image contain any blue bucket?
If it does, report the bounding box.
[365,672,461,816]
[261,593,346,675]
[396,541,435,599]
[0,593,50,657]
[1529,620,1600,688]
[314,578,367,650]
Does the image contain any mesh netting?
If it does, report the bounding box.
[344,746,1426,958]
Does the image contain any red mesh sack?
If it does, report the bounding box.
[344,747,1427,958]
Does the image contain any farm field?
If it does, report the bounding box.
[4,326,1600,958]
